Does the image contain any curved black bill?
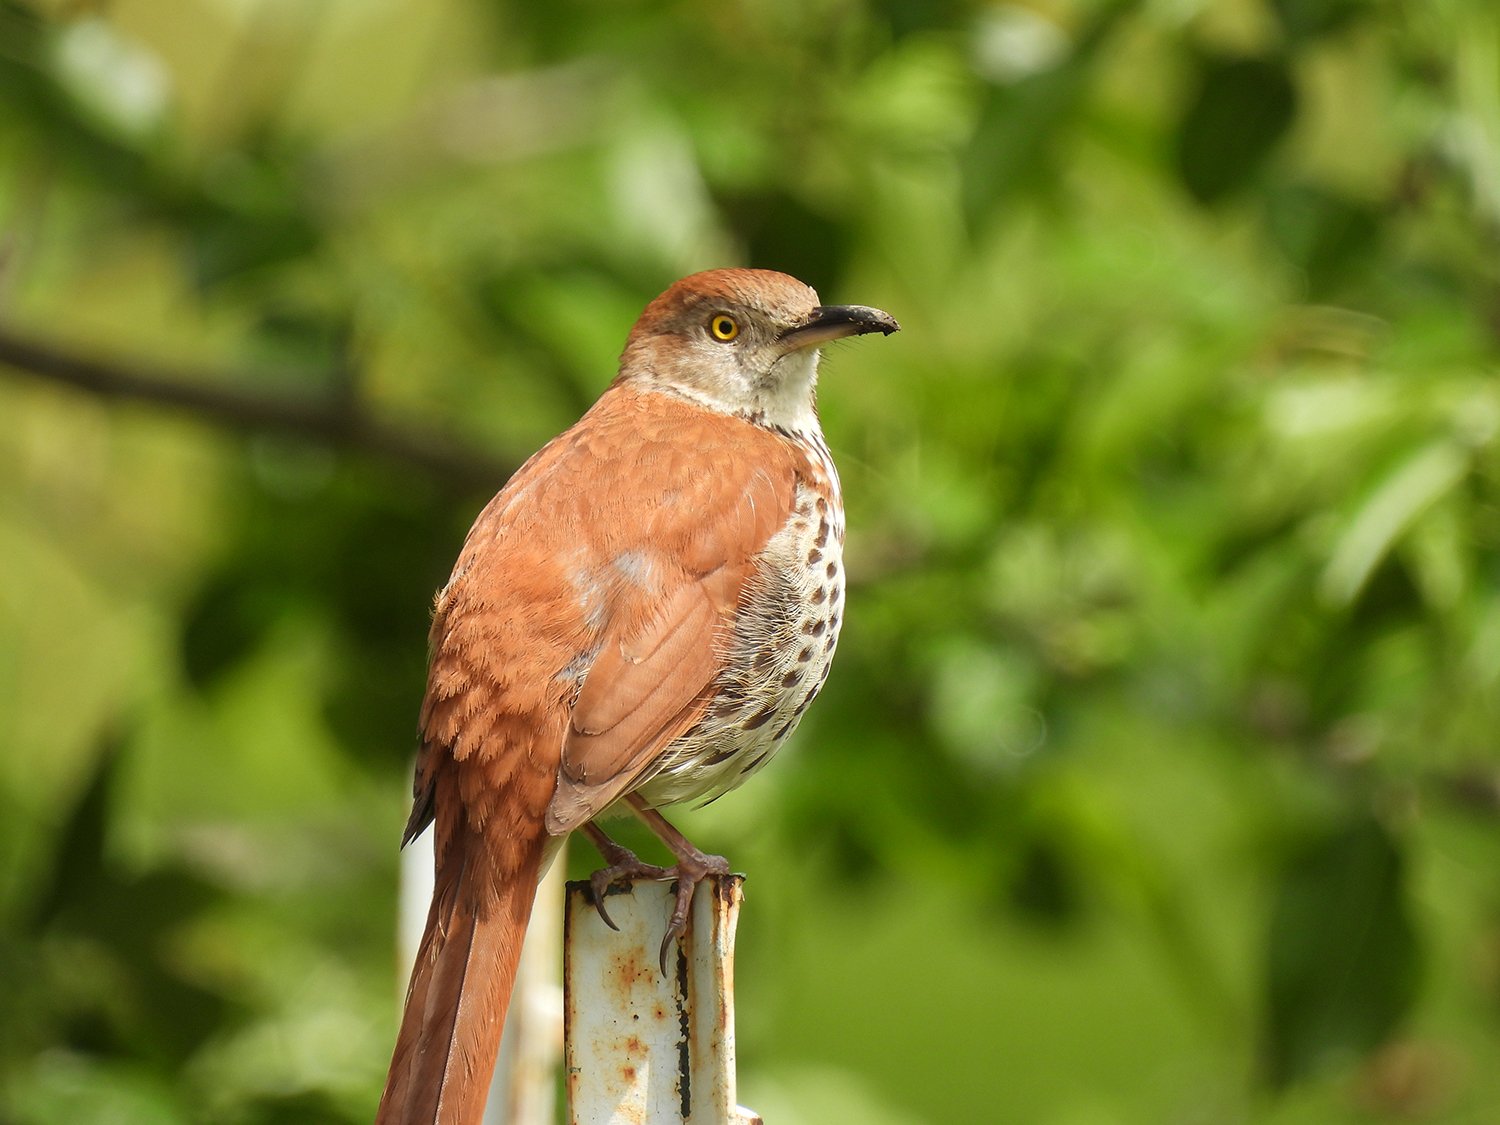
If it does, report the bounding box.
[780,304,901,349]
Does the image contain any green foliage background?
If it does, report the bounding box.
[3,0,1499,1121]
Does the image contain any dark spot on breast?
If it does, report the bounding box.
[815,519,830,548]
[826,561,838,579]
[740,750,771,775]
[772,718,797,741]
[829,610,840,629]
[815,497,828,515]
[797,645,813,662]
[809,619,826,636]
[705,741,747,768]
[742,704,777,730]
[807,547,822,565]
[713,699,741,718]
[819,662,832,681]
[780,668,802,688]
[824,634,836,653]
[810,586,827,605]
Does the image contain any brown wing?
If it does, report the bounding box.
[545,409,801,833]
[405,383,804,844]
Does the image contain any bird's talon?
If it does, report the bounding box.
[582,826,680,934]
[654,875,701,976]
[588,876,620,931]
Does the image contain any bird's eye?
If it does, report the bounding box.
[708,314,740,342]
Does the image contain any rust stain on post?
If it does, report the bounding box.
[564,874,760,1124]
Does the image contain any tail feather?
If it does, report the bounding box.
[377,832,544,1125]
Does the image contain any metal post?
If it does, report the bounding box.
[564,875,763,1125]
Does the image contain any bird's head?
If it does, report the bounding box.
[618,268,899,432]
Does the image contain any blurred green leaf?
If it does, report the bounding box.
[961,3,1132,228]
[1268,0,1374,45]
[1175,55,1297,204]
[179,572,282,690]
[718,188,853,294]
[1265,183,1383,296]
[28,733,118,933]
[1261,816,1420,1089]
[23,735,238,1072]
[1320,440,1469,607]
[7,1054,186,1125]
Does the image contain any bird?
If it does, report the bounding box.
[375,268,898,1124]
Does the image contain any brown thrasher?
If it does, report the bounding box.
[375,268,898,1124]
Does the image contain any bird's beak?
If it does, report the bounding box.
[779,304,901,350]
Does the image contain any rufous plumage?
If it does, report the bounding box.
[376,268,897,1124]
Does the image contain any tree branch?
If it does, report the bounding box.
[0,327,514,490]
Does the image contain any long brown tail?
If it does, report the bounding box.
[376,823,545,1125]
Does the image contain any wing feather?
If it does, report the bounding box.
[546,436,799,833]
[403,382,804,840]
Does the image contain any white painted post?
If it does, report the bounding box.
[564,875,762,1125]
[395,825,436,1012]
[397,829,566,1125]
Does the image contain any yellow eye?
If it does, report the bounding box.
[709,314,740,342]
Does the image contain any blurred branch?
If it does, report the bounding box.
[0,326,514,490]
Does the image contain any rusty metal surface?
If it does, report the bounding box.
[565,874,760,1124]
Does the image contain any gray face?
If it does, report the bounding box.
[621,273,899,431]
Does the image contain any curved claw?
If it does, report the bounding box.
[586,859,674,927]
[652,855,731,976]
[592,803,734,977]
[659,935,674,977]
[589,870,622,931]
[581,828,673,932]
[658,876,700,975]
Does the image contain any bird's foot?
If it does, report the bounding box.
[583,805,734,974]
[580,823,674,932]
[623,795,732,974]
[656,846,731,975]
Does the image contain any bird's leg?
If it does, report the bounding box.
[625,794,731,974]
[579,822,673,932]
